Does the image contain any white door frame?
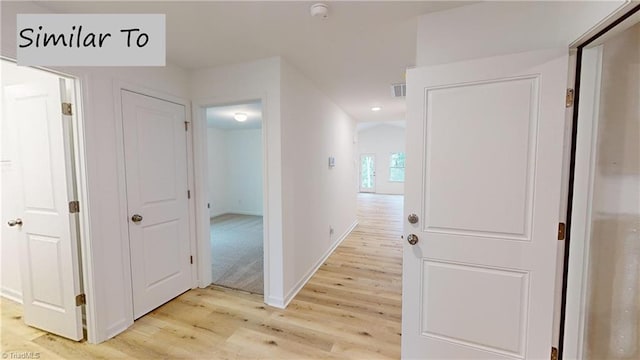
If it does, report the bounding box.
[111,81,197,324]
[562,4,640,358]
[192,93,271,304]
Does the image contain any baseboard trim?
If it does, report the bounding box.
[209,210,227,218]
[210,210,263,219]
[227,210,263,217]
[105,318,133,343]
[1,287,22,303]
[281,219,358,309]
[266,295,285,309]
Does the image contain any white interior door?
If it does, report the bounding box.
[360,154,376,193]
[3,78,83,341]
[402,49,568,359]
[121,90,191,319]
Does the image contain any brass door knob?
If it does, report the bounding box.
[407,234,419,245]
[7,218,23,227]
[131,214,143,223]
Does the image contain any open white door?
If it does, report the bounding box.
[121,90,192,319]
[402,49,568,359]
[3,78,83,341]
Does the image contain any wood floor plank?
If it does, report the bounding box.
[1,193,404,359]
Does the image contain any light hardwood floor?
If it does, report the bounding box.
[1,193,403,359]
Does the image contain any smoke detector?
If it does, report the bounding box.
[310,3,329,19]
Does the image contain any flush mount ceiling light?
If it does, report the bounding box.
[371,106,382,112]
[234,112,248,122]
[310,3,329,19]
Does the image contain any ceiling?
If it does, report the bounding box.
[206,100,262,130]
[35,1,471,123]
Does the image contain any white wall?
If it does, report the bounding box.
[207,127,229,216]
[357,124,405,195]
[280,60,358,304]
[226,129,263,216]
[207,127,263,217]
[2,1,191,343]
[190,57,284,305]
[416,1,626,66]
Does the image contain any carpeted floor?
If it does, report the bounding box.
[210,214,264,294]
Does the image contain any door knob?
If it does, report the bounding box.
[407,234,419,245]
[131,214,143,223]
[7,218,23,227]
[408,213,419,224]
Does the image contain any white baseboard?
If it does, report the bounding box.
[266,295,286,309]
[227,209,263,217]
[280,219,358,309]
[1,287,22,303]
[209,210,227,218]
[210,210,263,218]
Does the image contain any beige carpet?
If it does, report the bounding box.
[210,214,264,294]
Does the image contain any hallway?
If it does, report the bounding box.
[1,194,404,359]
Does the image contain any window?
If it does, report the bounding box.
[389,152,405,182]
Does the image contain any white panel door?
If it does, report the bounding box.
[121,90,191,319]
[3,80,83,340]
[402,49,568,359]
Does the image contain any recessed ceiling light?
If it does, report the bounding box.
[371,106,382,112]
[234,113,248,122]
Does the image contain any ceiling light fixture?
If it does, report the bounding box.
[371,106,382,112]
[234,113,248,122]
[310,3,329,19]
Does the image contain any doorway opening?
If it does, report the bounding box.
[205,100,264,294]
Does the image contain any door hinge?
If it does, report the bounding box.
[190,255,193,264]
[62,102,73,116]
[184,121,189,131]
[558,222,566,240]
[566,88,574,108]
[69,200,80,213]
[187,190,191,199]
[551,346,558,360]
[75,293,86,306]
